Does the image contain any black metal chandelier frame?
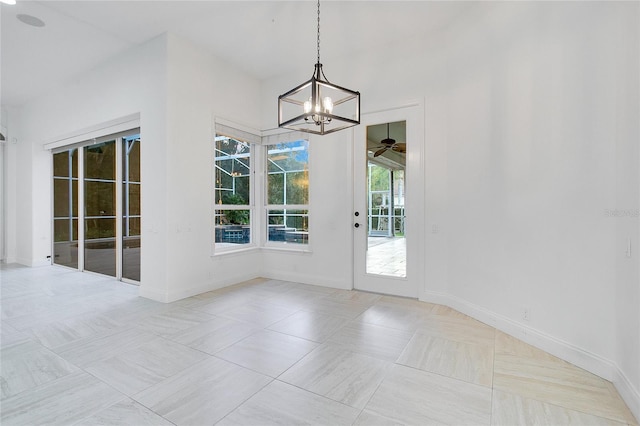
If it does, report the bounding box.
[278,0,360,135]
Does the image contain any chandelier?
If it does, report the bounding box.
[278,0,360,135]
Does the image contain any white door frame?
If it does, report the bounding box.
[353,102,425,298]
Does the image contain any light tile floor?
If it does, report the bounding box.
[367,237,406,277]
[1,264,637,426]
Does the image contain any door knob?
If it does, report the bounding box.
[354,223,360,228]
[354,212,360,217]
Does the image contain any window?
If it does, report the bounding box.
[214,133,253,251]
[266,139,310,245]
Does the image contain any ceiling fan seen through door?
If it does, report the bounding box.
[372,123,406,157]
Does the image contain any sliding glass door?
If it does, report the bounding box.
[122,135,141,281]
[53,149,79,268]
[84,140,117,276]
[52,130,140,283]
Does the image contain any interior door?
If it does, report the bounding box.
[353,104,424,297]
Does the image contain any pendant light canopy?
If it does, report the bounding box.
[278,0,360,135]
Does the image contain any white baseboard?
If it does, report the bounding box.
[168,271,262,302]
[138,286,169,303]
[421,290,640,423]
[15,257,50,267]
[261,269,351,290]
[614,366,640,423]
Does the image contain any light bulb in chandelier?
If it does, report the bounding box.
[303,95,334,124]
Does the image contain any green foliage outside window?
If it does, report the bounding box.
[221,193,250,224]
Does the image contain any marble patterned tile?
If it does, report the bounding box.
[76,398,174,426]
[189,291,259,315]
[52,328,156,367]
[290,282,339,295]
[268,310,351,343]
[253,279,298,293]
[1,340,79,400]
[218,380,360,426]
[133,356,272,425]
[26,311,124,349]
[279,343,392,409]
[167,315,261,354]
[328,321,413,361]
[491,390,628,426]
[397,332,494,387]
[92,297,175,325]
[1,294,61,320]
[216,329,318,377]
[301,297,373,320]
[134,307,215,337]
[218,302,299,327]
[0,322,32,348]
[85,337,209,395]
[0,281,44,300]
[430,303,475,319]
[2,266,637,426]
[324,289,382,305]
[364,364,492,425]
[171,294,215,309]
[416,313,496,346]
[1,371,124,426]
[3,299,98,331]
[493,333,636,424]
[355,302,431,332]
[220,279,291,300]
[378,295,436,312]
[353,409,405,426]
[264,287,331,309]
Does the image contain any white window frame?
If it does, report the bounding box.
[262,135,311,252]
[212,119,259,255]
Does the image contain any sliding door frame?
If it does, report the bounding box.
[50,128,140,283]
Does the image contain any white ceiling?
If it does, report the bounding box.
[1,1,470,107]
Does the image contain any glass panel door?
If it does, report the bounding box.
[53,149,79,268]
[84,141,117,277]
[366,121,407,277]
[353,105,423,298]
[122,135,141,281]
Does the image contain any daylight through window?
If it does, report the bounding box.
[266,139,310,245]
[214,134,253,250]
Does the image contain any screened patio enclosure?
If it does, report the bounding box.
[214,136,309,247]
[214,136,251,245]
[367,163,405,238]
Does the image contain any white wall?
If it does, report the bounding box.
[613,3,640,414]
[159,34,264,301]
[6,34,170,297]
[4,33,264,302]
[261,129,355,290]
[260,0,640,416]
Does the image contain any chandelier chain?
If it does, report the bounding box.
[317,0,320,64]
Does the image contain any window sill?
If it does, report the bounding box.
[212,245,260,257]
[261,243,312,254]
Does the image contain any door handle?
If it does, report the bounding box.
[354,223,361,228]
